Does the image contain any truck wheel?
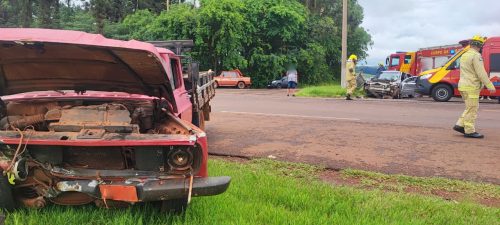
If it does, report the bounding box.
[0,171,16,211]
[161,198,188,214]
[237,82,245,89]
[431,84,452,102]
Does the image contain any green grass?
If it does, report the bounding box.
[296,84,364,98]
[4,159,500,225]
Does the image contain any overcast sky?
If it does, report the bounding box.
[358,0,500,65]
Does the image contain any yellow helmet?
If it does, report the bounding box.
[471,35,487,47]
[349,54,358,61]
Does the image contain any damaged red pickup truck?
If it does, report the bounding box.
[0,29,230,213]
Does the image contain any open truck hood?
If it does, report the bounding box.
[0,28,175,99]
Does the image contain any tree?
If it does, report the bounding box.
[0,0,372,87]
[20,0,33,27]
[195,0,249,72]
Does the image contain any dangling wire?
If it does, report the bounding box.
[5,126,34,173]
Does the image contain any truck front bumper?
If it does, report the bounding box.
[56,176,231,202]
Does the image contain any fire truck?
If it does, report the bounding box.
[416,37,500,102]
[386,44,464,76]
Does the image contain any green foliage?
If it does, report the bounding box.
[0,0,373,88]
[150,5,198,40]
[297,43,333,84]
[296,84,347,97]
[195,0,249,71]
[121,9,156,40]
[59,7,96,33]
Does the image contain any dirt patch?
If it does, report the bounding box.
[207,112,500,184]
[319,169,362,186]
[209,155,250,164]
[318,169,500,208]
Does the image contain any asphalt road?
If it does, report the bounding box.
[206,89,500,184]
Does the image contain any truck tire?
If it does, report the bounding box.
[431,84,453,102]
[0,171,16,211]
[161,198,188,214]
[237,82,245,89]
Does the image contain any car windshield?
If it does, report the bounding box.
[378,72,401,81]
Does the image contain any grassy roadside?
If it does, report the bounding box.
[340,169,500,198]
[296,84,364,98]
[4,159,500,225]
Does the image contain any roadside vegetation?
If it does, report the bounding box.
[296,84,365,98]
[4,159,499,225]
[296,84,346,97]
[0,0,372,88]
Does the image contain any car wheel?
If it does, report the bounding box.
[431,84,453,102]
[161,198,188,214]
[276,83,282,89]
[237,82,245,89]
[0,171,16,211]
[214,82,219,89]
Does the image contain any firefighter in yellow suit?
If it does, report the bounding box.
[453,35,496,138]
[346,54,358,100]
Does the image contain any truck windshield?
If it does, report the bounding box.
[442,48,465,66]
[391,56,400,66]
[378,72,400,81]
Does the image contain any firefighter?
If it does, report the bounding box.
[453,35,496,138]
[346,54,358,100]
[376,62,385,76]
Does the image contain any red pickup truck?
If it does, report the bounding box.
[0,29,229,213]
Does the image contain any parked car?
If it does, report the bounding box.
[214,69,251,89]
[0,28,230,213]
[267,76,288,89]
[364,71,416,98]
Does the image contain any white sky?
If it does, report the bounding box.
[358,0,500,65]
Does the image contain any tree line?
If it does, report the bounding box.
[0,0,372,87]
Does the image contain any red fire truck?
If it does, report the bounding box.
[386,44,464,76]
[416,37,500,102]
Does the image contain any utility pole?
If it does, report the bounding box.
[340,0,348,88]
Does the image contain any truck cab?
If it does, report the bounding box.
[386,52,416,75]
[416,37,500,102]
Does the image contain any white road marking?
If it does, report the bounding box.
[219,111,361,121]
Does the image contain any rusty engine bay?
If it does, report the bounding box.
[0,97,203,208]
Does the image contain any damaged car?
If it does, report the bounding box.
[0,28,229,213]
[364,71,416,99]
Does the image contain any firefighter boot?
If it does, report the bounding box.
[453,125,465,134]
[464,132,484,138]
